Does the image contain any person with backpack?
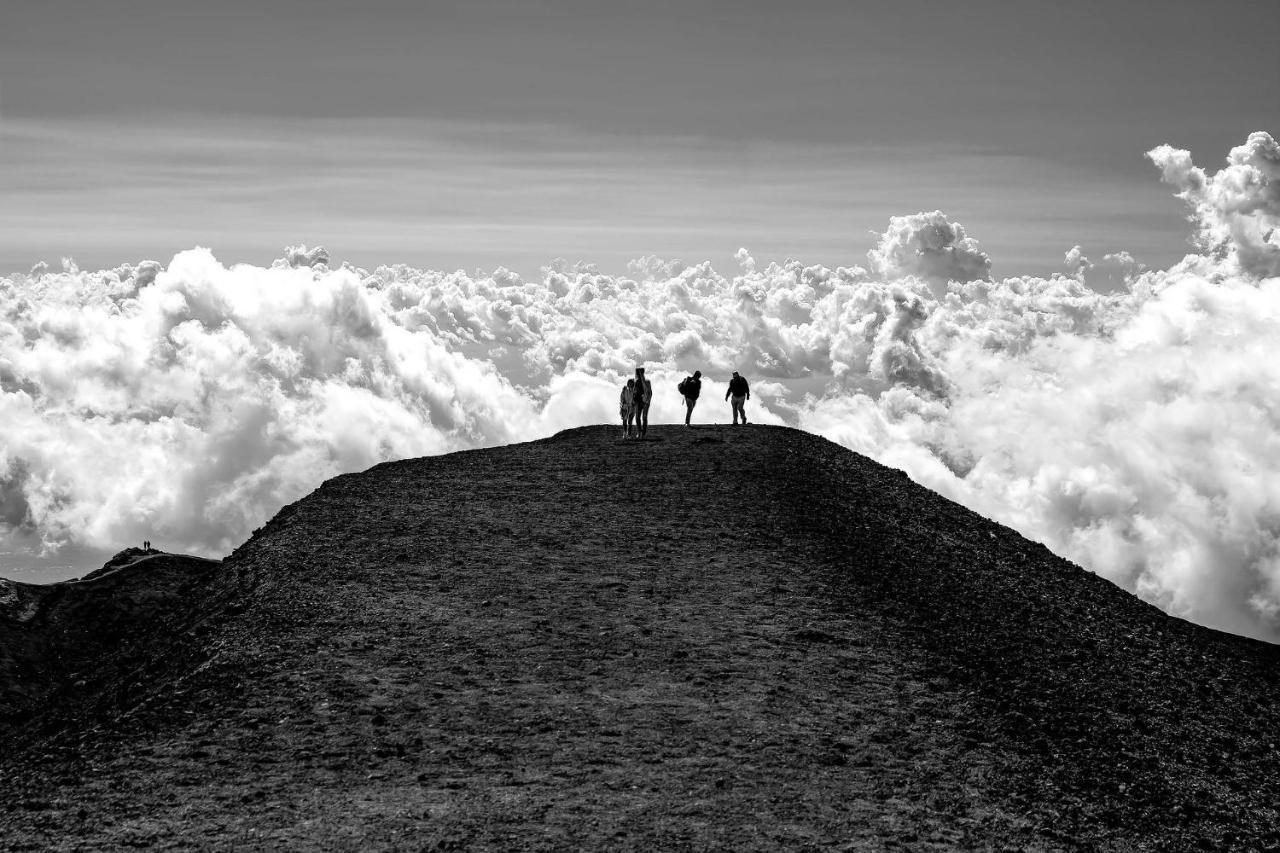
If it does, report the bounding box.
[632,367,652,437]
[620,378,637,438]
[677,370,702,425]
[725,371,750,425]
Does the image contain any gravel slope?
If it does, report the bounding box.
[2,425,1278,851]
[1,552,222,725]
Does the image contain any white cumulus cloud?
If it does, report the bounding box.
[3,132,1280,643]
[1148,131,1280,277]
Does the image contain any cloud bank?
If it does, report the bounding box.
[3,133,1279,641]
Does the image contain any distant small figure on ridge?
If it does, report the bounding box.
[726,371,750,425]
[143,540,151,553]
[678,370,702,425]
[620,378,637,438]
[633,367,652,437]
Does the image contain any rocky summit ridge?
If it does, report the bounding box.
[1,425,1278,851]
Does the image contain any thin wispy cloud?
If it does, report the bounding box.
[1,115,1182,278]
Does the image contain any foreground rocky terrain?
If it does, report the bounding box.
[2,425,1278,851]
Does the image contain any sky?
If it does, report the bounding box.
[3,1,1280,644]
[2,0,1275,277]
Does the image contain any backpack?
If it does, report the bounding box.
[678,378,690,396]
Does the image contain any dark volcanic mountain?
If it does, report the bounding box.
[2,425,1278,851]
[1,549,221,725]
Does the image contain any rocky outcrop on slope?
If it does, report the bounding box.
[1,552,223,727]
[1,425,1278,851]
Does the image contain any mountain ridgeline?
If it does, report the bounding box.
[1,425,1277,850]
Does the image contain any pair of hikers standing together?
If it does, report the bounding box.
[618,368,751,438]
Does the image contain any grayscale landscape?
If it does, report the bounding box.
[2,1,1277,849]
[4,427,1279,849]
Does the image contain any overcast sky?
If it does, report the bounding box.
[1,0,1275,277]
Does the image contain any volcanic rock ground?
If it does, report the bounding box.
[2,425,1279,851]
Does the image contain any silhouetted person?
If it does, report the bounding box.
[726,371,750,425]
[633,367,652,437]
[678,370,702,425]
[620,378,637,438]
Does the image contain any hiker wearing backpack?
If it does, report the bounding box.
[633,367,652,437]
[677,370,702,425]
[620,378,637,438]
[725,371,750,425]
